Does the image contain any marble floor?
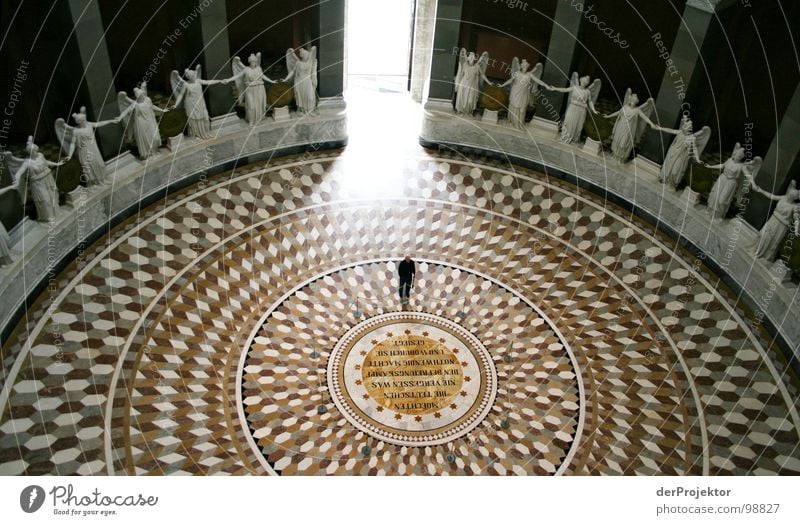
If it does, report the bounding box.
[0,83,798,475]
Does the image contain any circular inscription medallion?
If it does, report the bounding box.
[327,311,497,446]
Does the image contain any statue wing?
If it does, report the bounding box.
[530,62,543,96]
[737,156,763,207]
[589,79,602,105]
[693,126,712,157]
[232,56,247,104]
[623,88,632,107]
[285,48,298,75]
[195,64,202,80]
[478,51,489,79]
[745,156,764,181]
[170,70,185,99]
[310,46,318,89]
[117,91,135,143]
[3,151,29,200]
[54,118,76,158]
[635,97,655,144]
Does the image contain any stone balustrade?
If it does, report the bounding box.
[420,99,799,370]
[0,99,347,340]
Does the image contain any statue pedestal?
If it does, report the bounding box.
[273,106,290,122]
[582,138,602,156]
[633,155,662,179]
[770,259,793,284]
[529,117,559,135]
[167,135,183,151]
[481,109,499,125]
[682,187,701,206]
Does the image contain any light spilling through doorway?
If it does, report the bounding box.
[346,0,414,93]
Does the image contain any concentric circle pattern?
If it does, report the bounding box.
[0,151,798,476]
[325,310,498,447]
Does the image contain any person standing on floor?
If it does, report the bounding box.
[398,255,416,305]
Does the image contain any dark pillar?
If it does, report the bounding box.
[426,0,463,101]
[196,0,233,116]
[538,0,584,121]
[318,0,345,98]
[67,0,123,157]
[743,85,800,228]
[638,0,736,162]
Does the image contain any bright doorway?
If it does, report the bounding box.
[346,0,414,93]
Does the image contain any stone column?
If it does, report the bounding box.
[410,0,437,102]
[638,0,737,162]
[195,0,233,116]
[742,85,800,228]
[425,0,463,101]
[318,0,346,98]
[66,0,123,157]
[537,0,584,122]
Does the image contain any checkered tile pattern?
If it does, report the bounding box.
[0,151,797,476]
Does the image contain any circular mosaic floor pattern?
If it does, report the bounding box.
[0,151,798,476]
[328,311,497,446]
[241,262,580,473]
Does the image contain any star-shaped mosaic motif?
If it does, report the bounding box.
[433,412,442,419]
[360,350,367,356]
[414,416,422,422]
[438,338,445,343]
[422,331,429,337]
[394,413,402,420]
[387,332,393,337]
[464,376,471,382]
[460,391,468,397]
[404,329,411,335]
[371,339,378,345]
[355,379,362,385]
[461,361,468,367]
[362,394,370,400]
[450,403,457,410]
[376,406,384,412]
[355,364,361,370]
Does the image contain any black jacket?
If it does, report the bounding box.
[398,260,416,281]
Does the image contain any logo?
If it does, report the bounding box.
[20,485,45,513]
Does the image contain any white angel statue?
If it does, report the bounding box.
[454,49,491,116]
[604,89,655,163]
[543,73,601,144]
[650,115,711,188]
[117,83,167,160]
[750,180,800,261]
[283,47,318,113]
[228,52,276,126]
[0,221,11,266]
[54,107,116,186]
[497,58,544,128]
[171,65,225,139]
[3,136,63,223]
[704,143,762,220]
